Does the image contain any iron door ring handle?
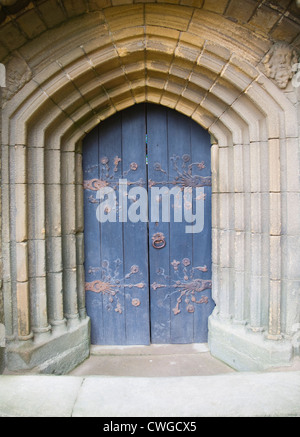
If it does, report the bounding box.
[152,233,166,249]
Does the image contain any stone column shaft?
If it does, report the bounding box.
[45,149,66,331]
[75,150,86,318]
[268,139,282,338]
[61,151,79,325]
[249,141,263,330]
[11,145,32,339]
[28,147,51,338]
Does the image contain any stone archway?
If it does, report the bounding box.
[1,1,299,373]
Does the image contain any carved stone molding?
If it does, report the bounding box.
[262,41,298,89]
[2,53,32,102]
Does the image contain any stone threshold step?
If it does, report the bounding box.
[90,343,210,356]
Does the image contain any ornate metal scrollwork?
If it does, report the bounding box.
[151,258,212,315]
[149,154,211,189]
[85,262,145,314]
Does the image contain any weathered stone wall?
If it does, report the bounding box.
[0,0,299,372]
[0,0,300,62]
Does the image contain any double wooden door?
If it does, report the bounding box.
[83,104,214,345]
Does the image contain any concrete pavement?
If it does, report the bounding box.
[0,372,299,417]
[0,344,299,417]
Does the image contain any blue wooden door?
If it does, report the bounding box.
[83,104,214,345]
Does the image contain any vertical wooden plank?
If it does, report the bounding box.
[82,126,104,344]
[147,104,171,343]
[190,122,214,343]
[97,113,127,345]
[122,104,150,345]
[167,109,194,343]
